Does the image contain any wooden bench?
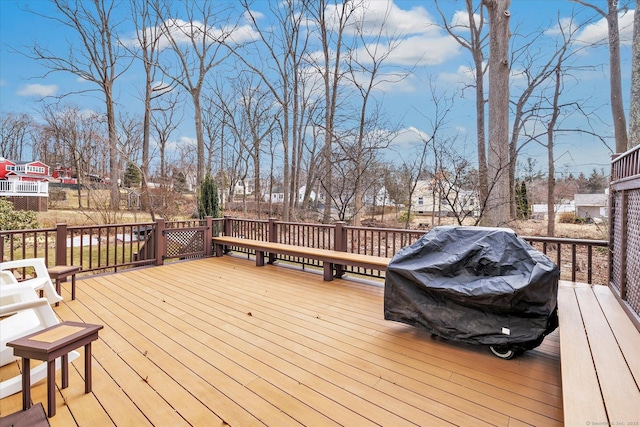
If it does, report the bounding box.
[213,236,391,281]
[557,281,640,426]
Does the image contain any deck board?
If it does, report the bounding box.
[1,256,563,426]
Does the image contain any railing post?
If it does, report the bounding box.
[155,217,165,266]
[334,221,347,252]
[205,216,213,257]
[223,215,232,236]
[268,217,278,264]
[55,223,68,266]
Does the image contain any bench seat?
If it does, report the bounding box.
[557,281,640,426]
[212,236,390,281]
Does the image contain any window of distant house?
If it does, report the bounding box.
[418,197,424,205]
[5,165,14,171]
[26,166,45,174]
[279,194,284,200]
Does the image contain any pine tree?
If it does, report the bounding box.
[519,181,529,219]
[123,162,141,188]
[197,173,220,219]
[515,180,530,220]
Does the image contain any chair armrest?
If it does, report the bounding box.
[0,298,49,317]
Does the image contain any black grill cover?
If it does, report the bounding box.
[384,226,559,349]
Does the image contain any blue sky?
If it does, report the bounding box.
[0,0,634,178]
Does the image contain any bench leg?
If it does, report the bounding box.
[335,265,345,278]
[323,263,334,281]
[256,250,265,266]
[71,274,76,300]
[214,243,224,257]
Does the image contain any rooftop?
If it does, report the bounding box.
[0,256,562,426]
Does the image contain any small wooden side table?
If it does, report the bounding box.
[47,265,82,302]
[7,321,103,417]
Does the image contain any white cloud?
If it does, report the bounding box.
[17,84,58,97]
[439,64,476,85]
[326,0,437,37]
[391,126,431,149]
[575,10,634,46]
[384,34,460,66]
[123,18,260,51]
[450,10,482,32]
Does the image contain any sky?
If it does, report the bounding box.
[0,0,635,179]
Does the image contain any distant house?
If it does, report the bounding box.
[0,157,51,211]
[52,166,78,184]
[264,186,286,204]
[1,159,53,182]
[575,192,609,220]
[411,179,478,217]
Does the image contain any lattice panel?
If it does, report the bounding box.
[165,230,205,259]
[625,189,640,314]
[611,192,624,293]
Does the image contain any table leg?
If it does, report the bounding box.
[22,357,31,410]
[47,359,56,417]
[84,342,92,393]
[62,354,69,388]
[71,274,76,300]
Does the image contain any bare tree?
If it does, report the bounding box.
[0,112,37,160]
[507,17,588,219]
[150,92,183,182]
[154,0,237,185]
[128,0,170,214]
[404,80,456,229]
[232,0,312,221]
[29,0,131,209]
[346,2,408,225]
[572,0,629,152]
[483,0,511,226]
[630,0,640,149]
[435,0,489,211]
[309,0,357,223]
[41,104,106,209]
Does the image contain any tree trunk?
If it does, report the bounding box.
[607,0,629,152]
[630,0,640,149]
[483,0,511,226]
[106,87,119,210]
[193,90,205,186]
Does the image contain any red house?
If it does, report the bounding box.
[0,157,51,211]
[52,166,78,184]
[0,158,53,182]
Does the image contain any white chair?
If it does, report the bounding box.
[0,258,63,305]
[0,283,79,399]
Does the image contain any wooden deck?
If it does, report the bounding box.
[1,256,563,426]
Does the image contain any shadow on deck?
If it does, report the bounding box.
[1,256,562,426]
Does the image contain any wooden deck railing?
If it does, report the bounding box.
[219,216,608,284]
[610,144,640,326]
[0,214,608,283]
[0,217,224,274]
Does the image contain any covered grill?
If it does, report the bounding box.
[384,226,559,358]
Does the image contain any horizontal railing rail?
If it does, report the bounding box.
[0,180,49,195]
[0,215,609,285]
[218,216,608,284]
[0,217,221,275]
